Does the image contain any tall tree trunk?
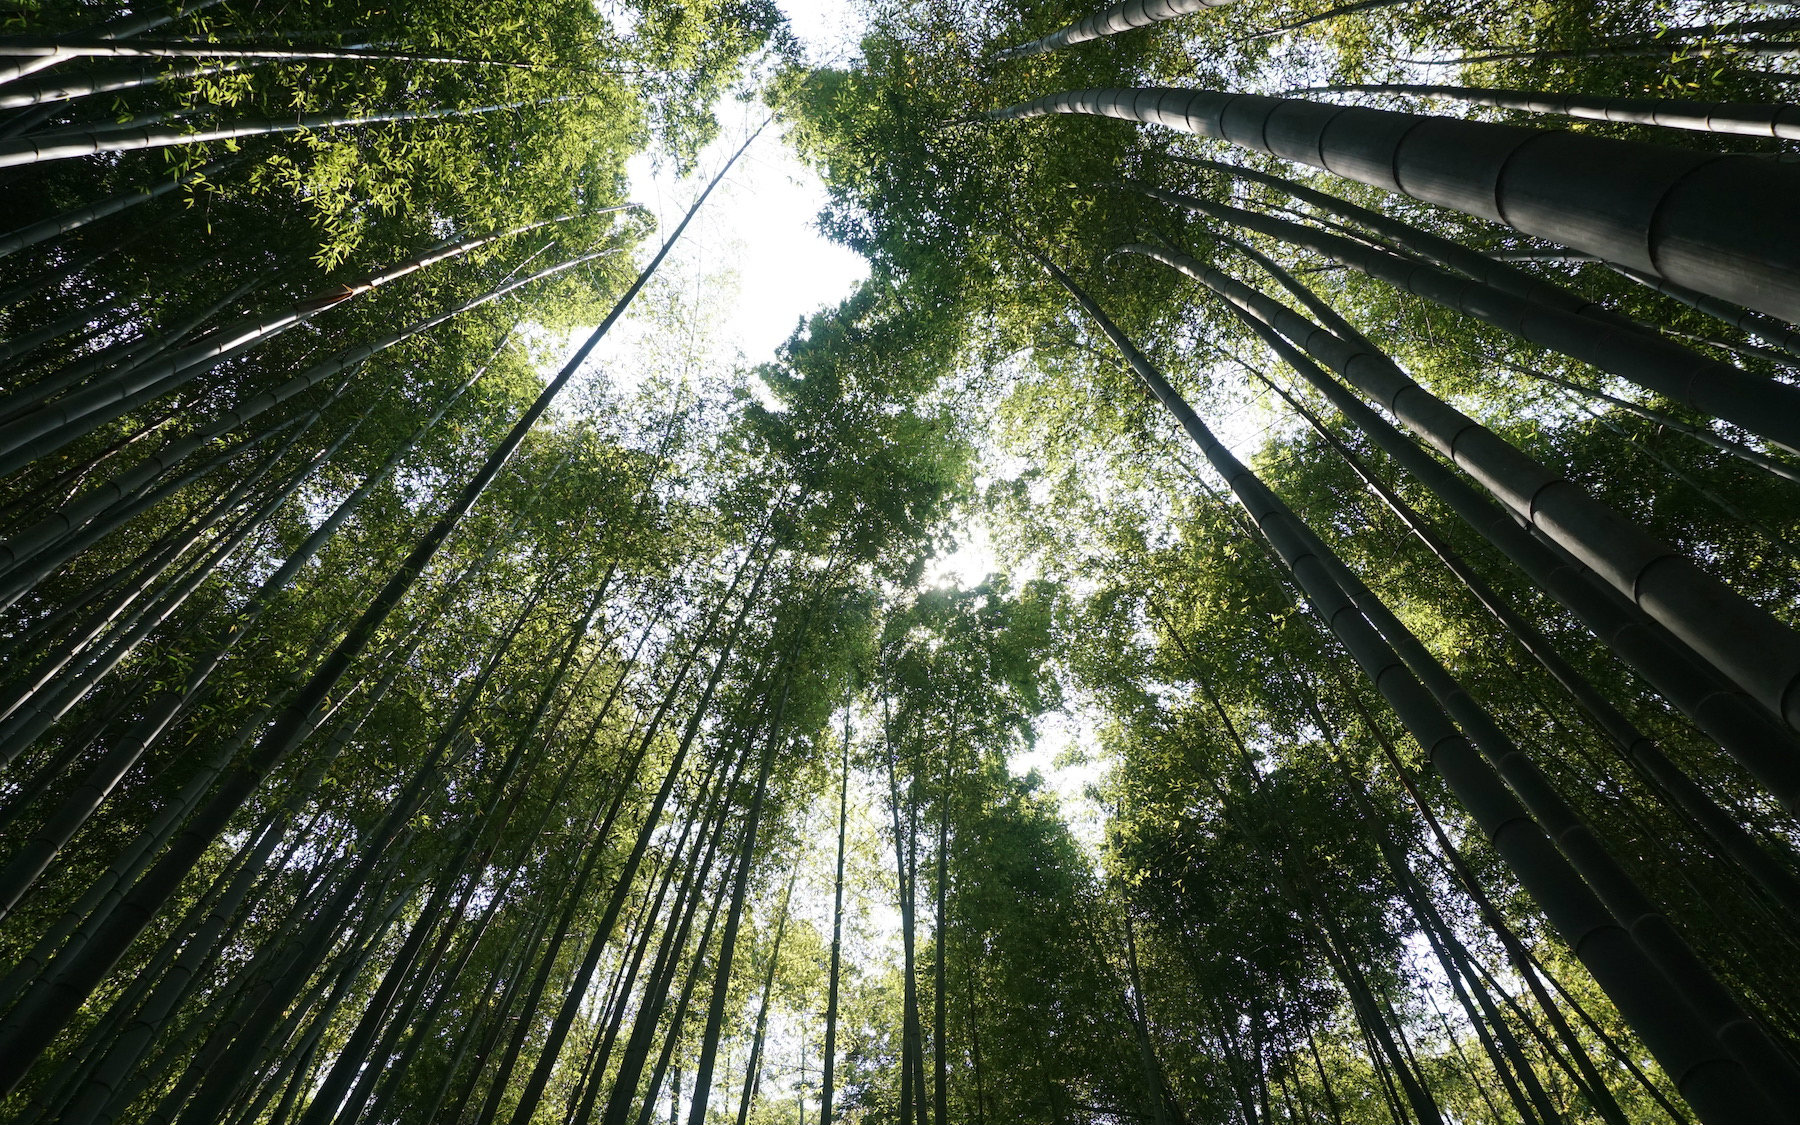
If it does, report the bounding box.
[1379,831,1569,1125]
[0,244,612,601]
[1613,266,1800,363]
[1355,689,1701,1125]
[964,945,987,1125]
[932,732,952,1125]
[0,36,534,67]
[885,698,920,1125]
[1119,242,1800,1106]
[1176,654,1443,1125]
[0,60,249,113]
[685,605,812,1125]
[1122,910,1173,1125]
[818,702,850,1125]
[0,212,586,475]
[507,537,782,1125]
[1500,361,1800,487]
[0,0,226,86]
[3,269,273,429]
[1255,362,1800,930]
[596,743,743,1125]
[631,857,734,1125]
[735,867,799,1125]
[1207,263,1800,830]
[292,575,616,1125]
[1234,0,1415,43]
[1303,1019,1348,1125]
[1435,26,1800,66]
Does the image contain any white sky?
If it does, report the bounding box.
[624,101,869,365]
[780,0,869,67]
[567,0,871,387]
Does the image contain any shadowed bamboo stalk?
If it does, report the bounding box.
[551,672,707,1118]
[0,160,230,258]
[1166,153,1800,427]
[49,807,325,1125]
[590,746,735,1125]
[819,702,851,1125]
[0,405,352,768]
[0,271,274,430]
[1498,361,1800,487]
[1257,367,1800,929]
[1614,267,1800,362]
[1232,0,1420,44]
[514,546,786,1125]
[0,422,361,917]
[0,252,396,468]
[1413,19,1800,66]
[0,210,614,488]
[0,290,142,371]
[1557,390,1800,562]
[0,414,306,674]
[682,642,803,1125]
[1164,153,1632,329]
[0,617,357,1018]
[0,344,506,911]
[1223,267,1800,824]
[349,662,653,1125]
[1122,245,1800,1106]
[34,487,568,1123]
[992,87,1800,321]
[170,570,572,1125]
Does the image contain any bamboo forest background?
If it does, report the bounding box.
[2,0,1799,1122]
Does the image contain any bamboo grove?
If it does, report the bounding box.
[2,0,1800,1123]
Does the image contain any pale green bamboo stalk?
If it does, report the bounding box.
[994,0,1235,61]
[0,97,538,169]
[0,0,227,87]
[0,37,532,68]
[1290,83,1800,140]
[0,60,249,111]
